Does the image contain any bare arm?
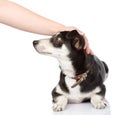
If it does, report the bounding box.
[0,0,66,35]
[0,0,93,54]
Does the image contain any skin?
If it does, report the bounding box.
[0,0,93,54]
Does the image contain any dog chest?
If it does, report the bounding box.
[65,77,84,103]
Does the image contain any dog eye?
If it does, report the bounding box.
[50,37,63,48]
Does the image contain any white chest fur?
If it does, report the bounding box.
[65,76,83,103]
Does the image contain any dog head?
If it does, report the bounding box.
[33,30,85,59]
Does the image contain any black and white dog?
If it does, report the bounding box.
[33,30,108,112]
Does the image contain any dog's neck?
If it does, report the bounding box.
[58,50,92,78]
[58,56,75,77]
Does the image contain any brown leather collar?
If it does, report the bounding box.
[71,70,89,88]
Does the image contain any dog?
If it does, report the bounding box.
[33,30,108,112]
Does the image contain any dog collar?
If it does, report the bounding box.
[71,70,89,88]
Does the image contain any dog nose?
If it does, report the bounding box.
[33,40,39,46]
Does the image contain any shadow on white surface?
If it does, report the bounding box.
[53,101,111,115]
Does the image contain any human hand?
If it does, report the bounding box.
[79,32,93,55]
[64,26,93,55]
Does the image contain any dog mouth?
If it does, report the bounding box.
[38,52,52,55]
[34,47,52,55]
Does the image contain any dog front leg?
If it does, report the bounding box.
[52,95,68,112]
[91,94,106,109]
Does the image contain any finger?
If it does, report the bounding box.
[86,48,94,55]
[83,35,89,49]
[90,49,94,55]
[76,29,84,36]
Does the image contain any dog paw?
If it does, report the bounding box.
[52,103,66,112]
[91,100,106,109]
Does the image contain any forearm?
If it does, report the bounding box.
[0,0,65,35]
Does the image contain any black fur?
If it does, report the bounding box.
[58,72,69,93]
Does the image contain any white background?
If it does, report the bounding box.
[0,0,120,115]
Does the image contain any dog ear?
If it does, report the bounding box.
[66,30,79,39]
[67,30,85,50]
[73,37,82,49]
